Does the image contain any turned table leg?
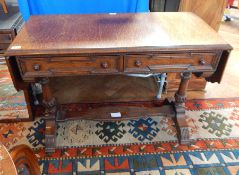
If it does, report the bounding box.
[174,72,191,144]
[39,78,57,153]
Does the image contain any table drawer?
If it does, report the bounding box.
[0,43,10,54]
[124,52,220,73]
[0,33,13,44]
[17,55,121,78]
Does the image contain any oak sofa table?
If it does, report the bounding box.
[5,12,232,153]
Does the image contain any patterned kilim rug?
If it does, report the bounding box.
[1,64,239,174]
[0,64,28,120]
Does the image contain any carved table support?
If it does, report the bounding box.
[39,78,57,153]
[174,72,192,144]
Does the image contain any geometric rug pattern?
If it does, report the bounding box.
[1,98,239,150]
[39,149,239,175]
[40,98,239,174]
[0,64,28,120]
[1,102,239,174]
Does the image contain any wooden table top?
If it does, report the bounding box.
[6,12,232,56]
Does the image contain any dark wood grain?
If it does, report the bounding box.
[174,72,192,144]
[5,12,231,56]
[206,50,231,83]
[167,73,207,91]
[17,55,121,79]
[39,78,57,153]
[124,52,219,73]
[49,75,158,104]
[59,105,175,121]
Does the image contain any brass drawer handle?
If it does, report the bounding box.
[101,62,108,69]
[135,60,142,67]
[33,64,40,71]
[199,58,206,65]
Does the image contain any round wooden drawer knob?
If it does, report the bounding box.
[101,62,109,69]
[33,64,40,71]
[135,60,142,67]
[199,59,206,65]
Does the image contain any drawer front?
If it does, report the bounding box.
[17,55,121,78]
[0,33,13,44]
[124,52,220,73]
[0,43,10,53]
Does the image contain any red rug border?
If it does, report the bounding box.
[34,137,239,160]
